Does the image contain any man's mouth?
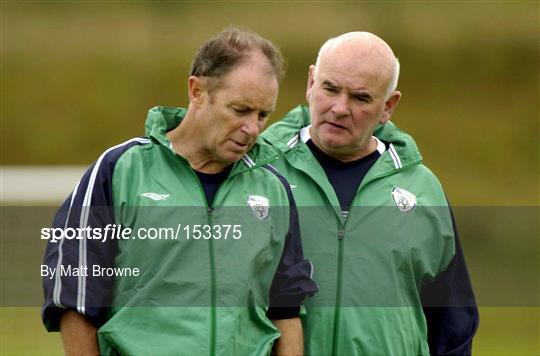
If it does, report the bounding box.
[325,121,348,131]
[231,140,249,149]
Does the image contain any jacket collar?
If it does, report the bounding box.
[263,104,423,175]
[144,106,278,176]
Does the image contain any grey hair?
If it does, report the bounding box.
[313,32,400,100]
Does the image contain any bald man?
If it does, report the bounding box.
[262,32,478,355]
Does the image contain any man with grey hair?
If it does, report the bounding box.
[262,32,478,355]
[42,28,317,355]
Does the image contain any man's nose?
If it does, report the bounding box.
[241,114,261,138]
[331,94,350,117]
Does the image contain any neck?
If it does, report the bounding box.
[166,111,229,174]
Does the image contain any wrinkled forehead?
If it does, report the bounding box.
[211,59,279,108]
[209,51,278,90]
[317,41,394,88]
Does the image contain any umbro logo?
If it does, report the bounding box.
[140,192,170,201]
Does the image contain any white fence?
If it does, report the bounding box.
[1,166,87,203]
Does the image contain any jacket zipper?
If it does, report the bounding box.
[186,168,217,356]
[183,156,273,356]
[330,167,407,354]
[329,168,410,353]
[208,206,216,356]
[331,222,345,355]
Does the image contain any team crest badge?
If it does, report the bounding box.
[391,187,417,213]
[247,195,270,220]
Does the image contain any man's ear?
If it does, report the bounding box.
[305,65,316,103]
[188,76,206,106]
[380,91,401,124]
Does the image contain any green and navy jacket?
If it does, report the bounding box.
[42,107,317,355]
[262,105,478,356]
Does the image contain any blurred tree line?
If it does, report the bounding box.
[2,2,537,205]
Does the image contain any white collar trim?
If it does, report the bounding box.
[374,136,386,155]
[300,125,312,143]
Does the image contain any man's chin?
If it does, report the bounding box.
[220,150,248,164]
[318,134,349,149]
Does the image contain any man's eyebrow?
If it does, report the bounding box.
[351,92,373,102]
[351,92,372,98]
[230,103,253,110]
[321,80,338,88]
[231,103,274,114]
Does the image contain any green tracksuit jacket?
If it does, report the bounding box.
[262,105,465,356]
[42,106,317,355]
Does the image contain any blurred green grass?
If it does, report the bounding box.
[1,308,63,355]
[1,308,538,355]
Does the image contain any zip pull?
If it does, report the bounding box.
[207,207,214,215]
[337,226,345,240]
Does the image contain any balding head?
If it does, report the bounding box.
[314,32,400,99]
[305,31,402,162]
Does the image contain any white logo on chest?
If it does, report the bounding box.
[247,195,270,220]
[391,187,417,213]
[140,192,170,201]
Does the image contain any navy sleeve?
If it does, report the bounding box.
[263,164,319,320]
[421,205,479,355]
[42,138,149,331]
